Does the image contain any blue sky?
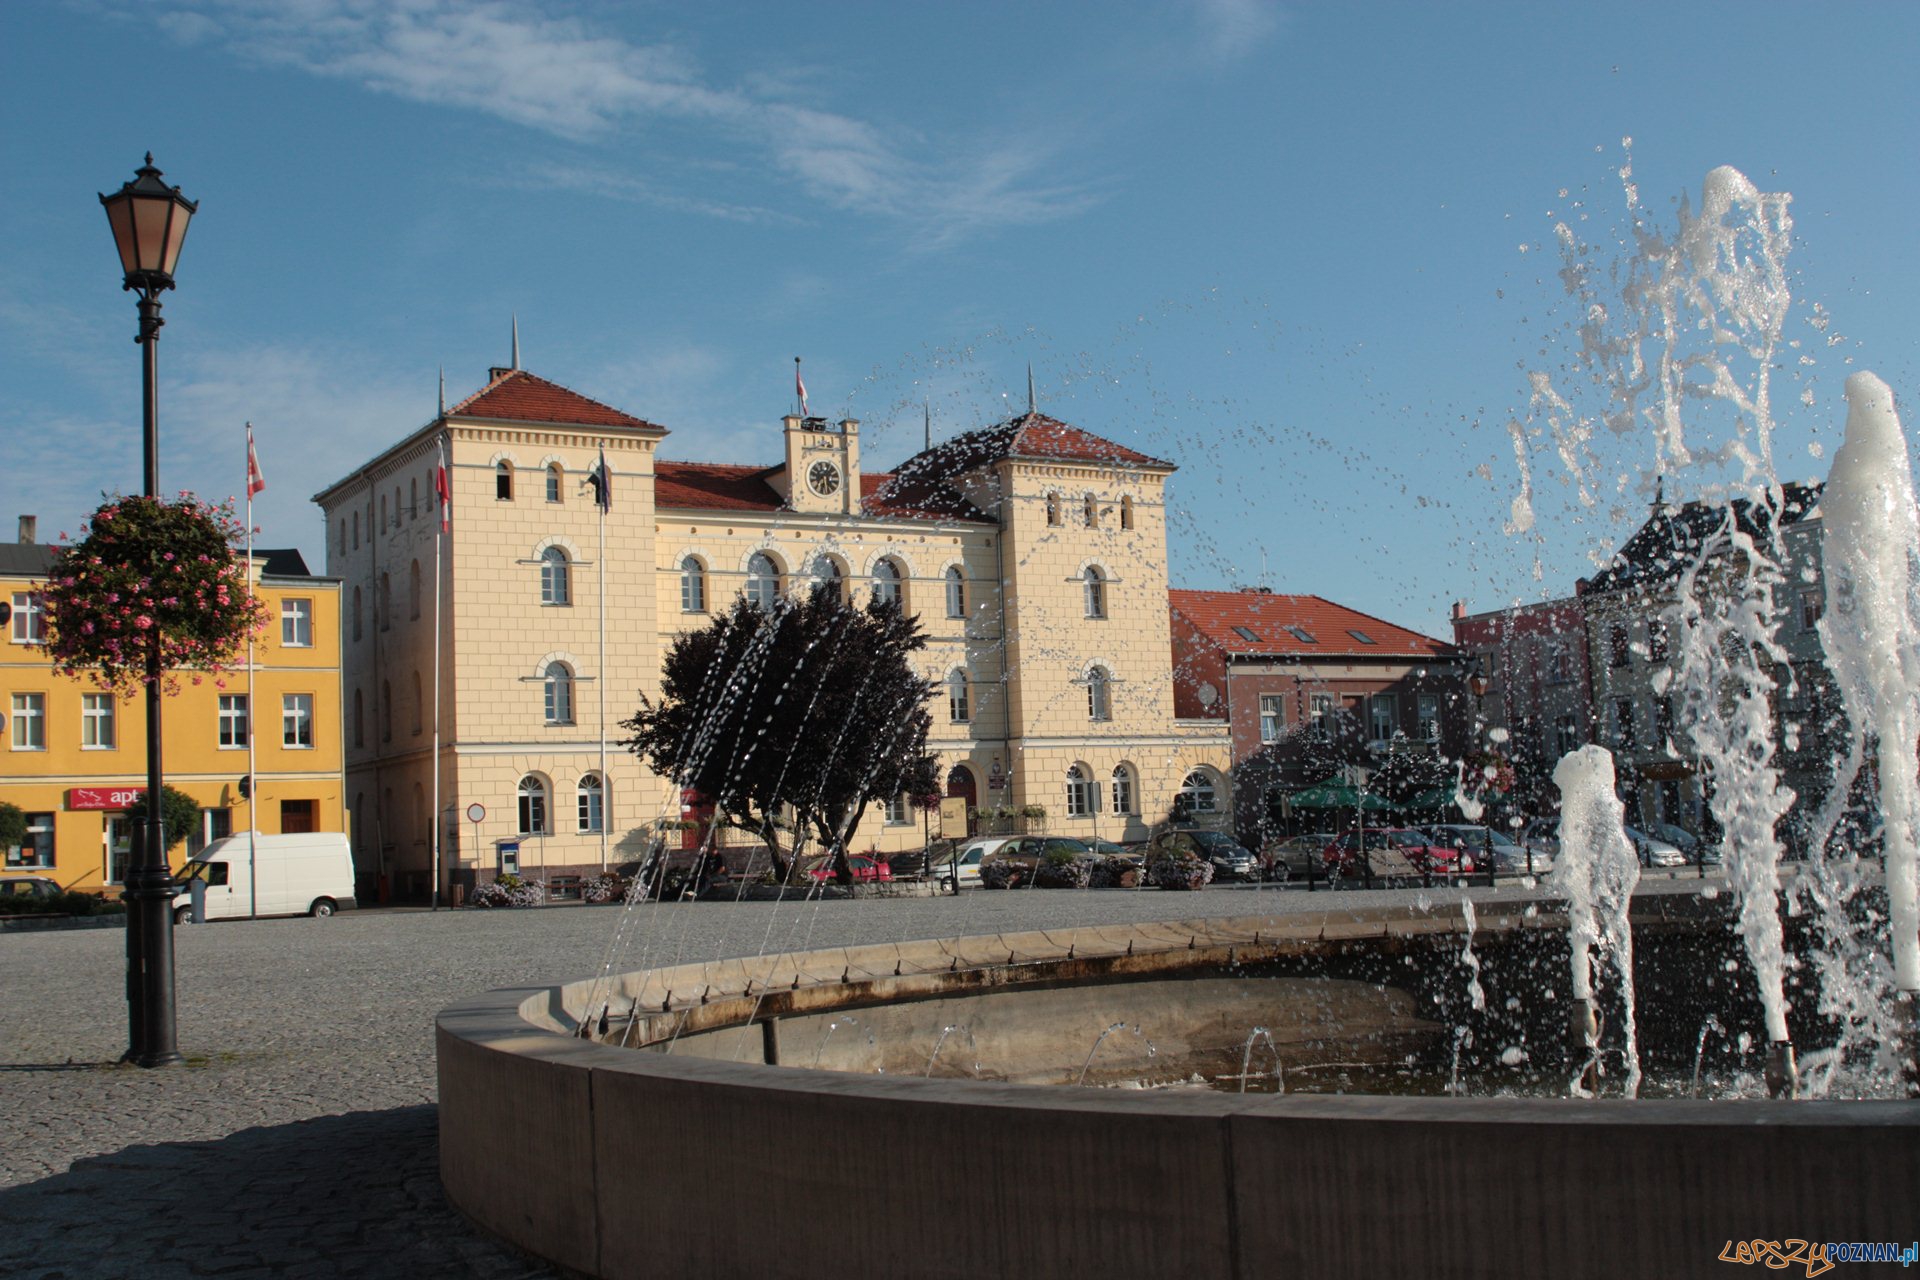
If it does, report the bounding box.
[3,1,1916,635]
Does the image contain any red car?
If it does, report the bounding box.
[1321,829,1472,881]
[806,854,894,884]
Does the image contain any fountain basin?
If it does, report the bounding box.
[437,901,1920,1279]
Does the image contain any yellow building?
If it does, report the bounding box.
[0,527,345,894]
[314,363,1230,898]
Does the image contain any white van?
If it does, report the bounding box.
[172,832,358,922]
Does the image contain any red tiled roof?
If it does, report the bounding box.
[956,411,1171,470]
[1169,588,1457,659]
[651,461,975,522]
[449,369,665,431]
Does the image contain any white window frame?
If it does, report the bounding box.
[948,670,971,723]
[681,557,706,613]
[1083,567,1107,619]
[7,811,54,869]
[281,598,313,647]
[1086,667,1112,722]
[540,548,571,606]
[1259,694,1284,743]
[10,592,44,644]
[11,692,46,750]
[1418,694,1440,743]
[518,775,549,835]
[1065,765,1095,818]
[218,694,248,749]
[577,773,604,834]
[945,567,965,619]
[81,693,116,750]
[1180,769,1218,814]
[282,693,314,749]
[1110,764,1135,815]
[1369,694,1396,741]
[871,558,903,608]
[746,553,780,610]
[544,663,575,725]
[882,794,909,825]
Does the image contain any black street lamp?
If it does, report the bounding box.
[100,154,197,1069]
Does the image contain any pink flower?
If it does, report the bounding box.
[135,615,153,630]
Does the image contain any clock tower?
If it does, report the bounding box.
[773,414,862,516]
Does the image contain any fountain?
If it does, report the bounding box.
[436,161,1920,1278]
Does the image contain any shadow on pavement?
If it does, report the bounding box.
[0,1106,554,1280]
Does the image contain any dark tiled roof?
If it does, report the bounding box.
[1171,588,1457,659]
[0,543,56,576]
[256,548,312,577]
[653,461,784,512]
[1584,482,1822,595]
[864,411,1168,522]
[450,369,665,432]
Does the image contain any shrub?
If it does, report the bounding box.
[124,785,204,853]
[980,860,1023,890]
[471,875,546,908]
[1087,856,1141,889]
[1034,851,1096,889]
[0,891,121,917]
[582,873,626,903]
[0,802,26,851]
[1146,849,1215,891]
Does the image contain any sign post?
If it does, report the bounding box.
[465,803,485,892]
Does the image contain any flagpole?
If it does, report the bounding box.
[432,433,446,910]
[244,423,259,920]
[597,443,608,876]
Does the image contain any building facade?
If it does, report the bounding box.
[1449,594,1593,815]
[314,366,1230,897]
[1,532,345,893]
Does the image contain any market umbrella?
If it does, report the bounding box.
[1289,780,1393,811]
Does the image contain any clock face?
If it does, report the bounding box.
[807,460,841,497]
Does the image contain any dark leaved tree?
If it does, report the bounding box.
[621,586,940,883]
[125,784,204,853]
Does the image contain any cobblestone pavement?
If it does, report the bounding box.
[0,877,1699,1276]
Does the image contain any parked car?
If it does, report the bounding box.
[1623,825,1688,868]
[1087,839,1140,865]
[1645,821,1720,864]
[1322,828,1468,881]
[1518,818,1562,864]
[1423,824,1551,876]
[0,876,62,903]
[929,837,1010,888]
[1319,830,1418,882]
[1259,833,1334,882]
[987,836,1092,871]
[1147,830,1257,881]
[805,854,893,884]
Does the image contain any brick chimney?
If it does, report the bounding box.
[17,515,35,544]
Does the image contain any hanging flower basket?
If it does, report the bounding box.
[39,493,267,696]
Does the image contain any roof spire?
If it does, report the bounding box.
[438,365,446,417]
[511,315,521,370]
[1026,362,1036,415]
[1652,474,1671,517]
[924,398,931,451]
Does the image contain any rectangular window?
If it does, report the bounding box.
[105,816,131,884]
[1369,694,1396,741]
[1546,642,1572,685]
[1418,694,1440,742]
[10,592,44,643]
[219,695,248,748]
[1609,623,1631,668]
[281,598,313,647]
[1649,618,1670,663]
[883,794,908,825]
[81,693,116,749]
[1259,695,1285,743]
[11,692,45,750]
[1614,698,1637,750]
[1654,695,1674,746]
[1800,589,1823,632]
[1310,693,1335,731]
[185,808,233,859]
[1555,713,1580,756]
[283,694,314,748]
[6,812,54,869]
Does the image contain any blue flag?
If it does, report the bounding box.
[590,448,613,512]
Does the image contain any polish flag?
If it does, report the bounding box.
[795,359,810,417]
[245,423,266,497]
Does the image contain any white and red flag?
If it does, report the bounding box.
[795,357,810,417]
[434,440,452,532]
[245,422,266,497]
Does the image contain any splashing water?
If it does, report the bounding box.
[1460,897,1485,1013]
[1554,746,1642,1097]
[1233,1027,1283,1095]
[1077,1022,1156,1087]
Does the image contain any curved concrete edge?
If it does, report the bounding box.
[437,913,1920,1280]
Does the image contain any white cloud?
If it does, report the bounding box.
[142,0,1096,240]
[1189,0,1283,64]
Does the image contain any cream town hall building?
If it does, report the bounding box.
[314,364,1228,896]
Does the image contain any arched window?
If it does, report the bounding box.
[1084,494,1098,528]
[746,553,780,610]
[394,486,402,525]
[1180,769,1218,814]
[871,558,902,608]
[1120,495,1134,530]
[409,560,422,620]
[577,773,604,834]
[1086,666,1112,721]
[352,689,364,748]
[380,493,388,530]
[351,586,362,641]
[381,680,392,742]
[351,510,359,549]
[411,671,423,735]
[543,663,574,725]
[496,461,514,500]
[812,556,845,602]
[409,477,418,519]
[1083,567,1107,619]
[680,556,706,612]
[1111,764,1135,815]
[546,463,563,503]
[517,775,549,835]
[378,573,391,631]
[945,566,965,619]
[337,519,346,553]
[540,547,571,606]
[948,670,971,723]
[1045,491,1062,526]
[1065,764,1095,817]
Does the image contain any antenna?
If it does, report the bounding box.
[1027,363,1036,414]
[438,366,445,416]
[924,399,931,451]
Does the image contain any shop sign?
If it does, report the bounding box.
[68,786,146,811]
